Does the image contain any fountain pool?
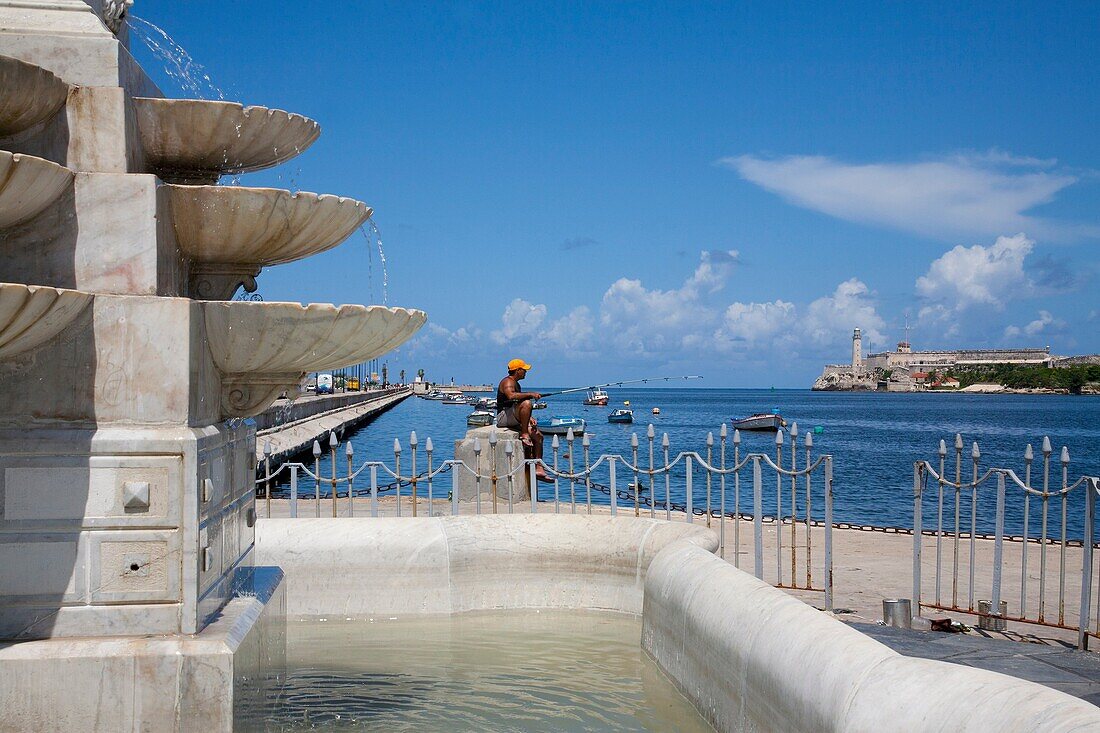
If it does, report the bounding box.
[243,610,712,733]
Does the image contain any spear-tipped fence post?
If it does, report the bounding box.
[504,440,514,513]
[582,433,592,514]
[1040,436,1052,622]
[289,463,299,518]
[952,434,963,608]
[936,438,946,605]
[393,438,402,517]
[631,433,640,517]
[345,441,355,517]
[312,440,322,518]
[409,431,419,517]
[804,430,813,588]
[329,432,339,518]
[1021,442,1033,616]
[263,441,272,518]
[753,455,763,579]
[1060,446,1070,625]
[734,429,741,567]
[552,434,560,513]
[489,429,498,515]
[719,423,727,557]
[566,428,576,514]
[609,455,617,517]
[425,436,434,517]
[648,423,656,519]
[706,432,714,528]
[662,433,671,520]
[776,429,784,584]
[473,437,483,515]
[789,422,798,587]
[969,440,980,611]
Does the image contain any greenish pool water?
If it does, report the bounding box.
[248,610,713,732]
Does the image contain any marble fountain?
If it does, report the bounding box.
[2,3,1100,732]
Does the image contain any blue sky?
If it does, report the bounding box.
[132,1,1099,387]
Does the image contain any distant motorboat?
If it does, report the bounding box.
[608,408,633,424]
[532,401,548,410]
[583,388,609,406]
[473,397,497,410]
[423,390,448,400]
[466,410,494,427]
[541,416,586,435]
[443,393,470,405]
[732,413,785,432]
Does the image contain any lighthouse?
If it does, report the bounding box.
[852,328,863,370]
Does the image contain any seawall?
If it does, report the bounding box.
[255,387,411,465]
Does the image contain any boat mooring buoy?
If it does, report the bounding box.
[652,407,660,415]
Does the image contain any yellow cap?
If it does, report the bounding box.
[507,358,532,371]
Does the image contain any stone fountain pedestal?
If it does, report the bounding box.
[0,4,424,730]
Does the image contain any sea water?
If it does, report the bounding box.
[274,388,1100,536]
[244,610,713,732]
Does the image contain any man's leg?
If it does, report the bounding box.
[516,400,533,439]
[531,428,548,479]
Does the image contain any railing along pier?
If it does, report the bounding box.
[912,434,1100,649]
[254,423,835,610]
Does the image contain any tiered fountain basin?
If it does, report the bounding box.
[0,151,73,228]
[203,300,426,417]
[0,55,68,138]
[134,98,320,184]
[0,282,92,360]
[166,185,372,299]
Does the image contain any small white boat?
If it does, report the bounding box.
[732,413,785,431]
[583,388,609,406]
[443,393,470,405]
[467,410,494,427]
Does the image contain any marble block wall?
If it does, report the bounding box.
[453,426,531,502]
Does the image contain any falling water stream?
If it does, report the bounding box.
[128,16,228,101]
[361,219,389,305]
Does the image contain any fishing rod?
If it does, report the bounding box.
[538,375,703,398]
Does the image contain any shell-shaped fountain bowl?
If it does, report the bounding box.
[0,283,93,360]
[202,301,426,417]
[0,151,74,229]
[167,185,372,268]
[0,55,69,138]
[134,98,320,184]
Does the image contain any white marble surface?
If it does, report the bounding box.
[202,300,426,375]
[642,542,1100,732]
[0,53,68,137]
[167,185,370,269]
[453,426,530,502]
[255,514,718,617]
[0,283,91,360]
[0,151,72,228]
[0,566,285,732]
[134,98,320,184]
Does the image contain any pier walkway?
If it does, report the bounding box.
[255,387,411,465]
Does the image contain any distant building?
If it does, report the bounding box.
[815,328,1053,391]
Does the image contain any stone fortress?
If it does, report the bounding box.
[814,328,1053,391]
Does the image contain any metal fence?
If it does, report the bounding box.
[912,434,1100,649]
[256,424,835,609]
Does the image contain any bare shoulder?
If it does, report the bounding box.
[498,375,516,391]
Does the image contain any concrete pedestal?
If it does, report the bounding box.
[453,426,531,503]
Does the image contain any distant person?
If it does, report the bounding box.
[497,358,550,482]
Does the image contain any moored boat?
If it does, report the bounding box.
[540,416,586,435]
[466,410,494,427]
[582,388,609,406]
[608,408,633,424]
[732,413,785,431]
[443,393,470,405]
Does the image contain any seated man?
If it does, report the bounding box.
[496,358,550,481]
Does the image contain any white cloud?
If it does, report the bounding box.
[542,306,595,351]
[720,153,1089,240]
[915,233,1033,311]
[803,278,887,347]
[491,298,547,344]
[597,250,739,357]
[1004,310,1066,340]
[721,300,796,342]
